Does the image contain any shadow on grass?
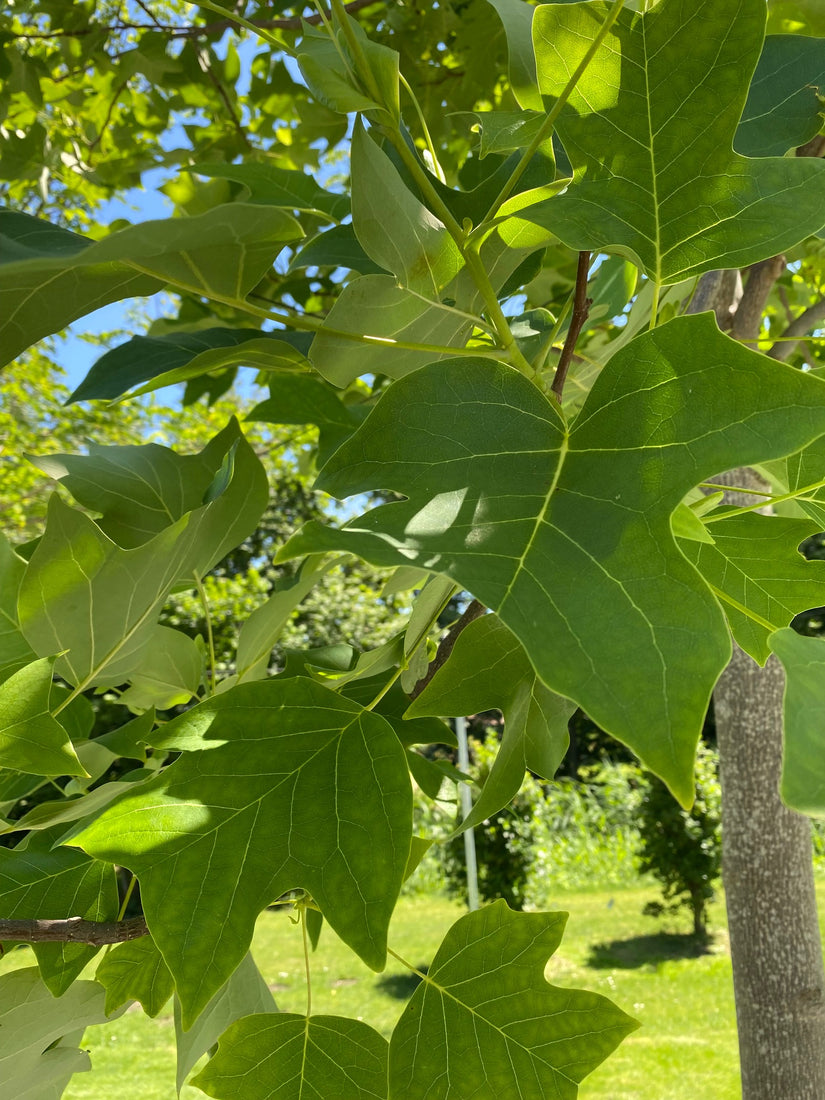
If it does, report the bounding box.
[376,965,429,999]
[586,932,714,970]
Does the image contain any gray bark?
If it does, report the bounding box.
[689,277,825,1098]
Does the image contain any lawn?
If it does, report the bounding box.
[0,881,754,1099]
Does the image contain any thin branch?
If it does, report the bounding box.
[0,916,148,945]
[550,250,592,403]
[769,296,825,361]
[196,46,251,149]
[11,0,379,41]
[88,78,129,155]
[410,599,486,700]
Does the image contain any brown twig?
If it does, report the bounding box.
[196,47,251,149]
[0,915,148,945]
[12,0,380,41]
[550,251,591,403]
[410,599,486,700]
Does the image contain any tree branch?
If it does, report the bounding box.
[550,250,591,403]
[769,297,825,361]
[12,0,380,41]
[0,915,148,946]
[730,255,787,345]
[411,599,486,700]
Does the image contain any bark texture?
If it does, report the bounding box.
[690,272,825,1098]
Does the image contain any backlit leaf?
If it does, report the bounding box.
[96,936,174,1018]
[0,659,85,777]
[388,901,636,1099]
[70,677,412,1025]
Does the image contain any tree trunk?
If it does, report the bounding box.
[689,267,825,1097]
[715,644,825,1099]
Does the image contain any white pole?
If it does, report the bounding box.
[455,715,480,911]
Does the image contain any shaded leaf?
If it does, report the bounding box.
[175,952,277,1093]
[96,936,174,1018]
[279,314,825,804]
[0,837,117,995]
[0,659,85,777]
[771,628,825,815]
[194,1013,388,1100]
[0,205,301,368]
[70,328,312,404]
[408,614,572,830]
[518,0,825,282]
[248,374,363,465]
[70,677,412,1025]
[0,534,36,682]
[116,626,202,711]
[388,901,637,1099]
[736,34,825,157]
[189,162,350,220]
[291,223,389,275]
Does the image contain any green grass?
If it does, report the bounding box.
[5,880,801,1099]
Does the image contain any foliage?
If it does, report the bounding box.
[636,744,723,937]
[1,0,825,1096]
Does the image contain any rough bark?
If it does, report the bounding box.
[688,270,825,1098]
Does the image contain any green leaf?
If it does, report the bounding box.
[291,223,389,275]
[351,122,463,296]
[280,314,825,804]
[388,901,637,1099]
[194,1013,389,1100]
[189,162,350,220]
[297,27,381,115]
[485,0,541,110]
[408,615,572,830]
[736,35,825,157]
[0,837,118,996]
[473,110,546,158]
[519,0,825,283]
[70,328,312,404]
[0,969,114,1100]
[0,205,302,368]
[70,677,412,1025]
[96,936,174,1018]
[175,952,277,1093]
[248,374,363,465]
[116,626,202,711]
[0,534,36,682]
[682,512,825,665]
[770,628,825,815]
[5,773,154,837]
[309,275,471,387]
[0,659,86,777]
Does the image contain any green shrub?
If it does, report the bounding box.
[636,742,722,936]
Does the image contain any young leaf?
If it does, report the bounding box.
[70,328,312,404]
[408,614,573,830]
[683,512,825,665]
[0,658,86,777]
[194,1013,389,1100]
[0,837,118,995]
[735,34,825,157]
[174,952,277,1094]
[69,677,413,1025]
[280,314,825,804]
[388,901,637,1098]
[96,936,174,1018]
[0,205,302,368]
[519,0,825,283]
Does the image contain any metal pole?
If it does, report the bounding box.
[455,715,480,911]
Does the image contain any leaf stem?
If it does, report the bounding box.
[302,907,313,1017]
[387,945,430,981]
[399,73,446,182]
[184,0,294,54]
[702,474,825,523]
[551,250,591,403]
[116,874,138,922]
[482,0,626,221]
[195,574,217,694]
[649,280,661,329]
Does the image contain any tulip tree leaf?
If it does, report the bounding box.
[0,969,113,1100]
[194,1013,388,1100]
[116,626,202,711]
[174,952,277,1094]
[189,162,350,220]
[291,223,389,275]
[70,328,313,404]
[351,122,463,296]
[770,628,825,815]
[309,275,472,387]
[0,838,118,996]
[735,34,825,157]
[96,936,174,1018]
[518,0,825,283]
[69,677,412,1025]
[0,535,36,682]
[0,205,302,369]
[279,314,825,804]
[408,615,573,830]
[388,901,637,1099]
[0,659,85,777]
[682,512,825,665]
[248,374,364,465]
